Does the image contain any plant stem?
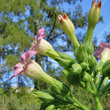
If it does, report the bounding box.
[90,78,96,91]
[86,87,95,94]
[71,95,89,110]
[101,82,110,94]
[95,72,101,87]
[94,95,103,110]
[97,76,105,92]
[102,77,108,87]
[70,34,79,50]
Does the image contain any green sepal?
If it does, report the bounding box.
[80,81,86,88]
[46,49,60,60]
[46,104,56,110]
[87,55,97,72]
[55,57,75,69]
[84,41,94,55]
[57,52,75,63]
[32,90,55,103]
[82,71,91,83]
[80,62,90,71]
[74,44,88,63]
[50,81,70,97]
[62,70,80,85]
[95,61,104,73]
[71,63,82,75]
[102,59,110,77]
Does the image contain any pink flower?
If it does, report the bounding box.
[94,42,110,62]
[30,28,46,50]
[9,51,38,80]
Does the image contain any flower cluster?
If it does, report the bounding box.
[9,0,110,110]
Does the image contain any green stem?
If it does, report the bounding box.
[101,82,110,94]
[102,77,108,87]
[71,95,89,110]
[95,72,101,87]
[97,76,105,92]
[94,95,103,110]
[70,34,79,50]
[86,87,95,94]
[90,78,96,91]
[84,27,94,43]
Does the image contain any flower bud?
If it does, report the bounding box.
[80,62,90,71]
[88,0,101,28]
[74,44,88,63]
[62,70,80,85]
[58,13,79,49]
[82,71,91,83]
[84,0,101,43]
[71,63,82,75]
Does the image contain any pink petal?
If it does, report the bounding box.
[9,62,24,80]
[21,51,38,62]
[29,44,35,51]
[94,42,110,59]
[35,28,46,41]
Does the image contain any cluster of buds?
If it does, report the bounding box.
[9,0,110,110]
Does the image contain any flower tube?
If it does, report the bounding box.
[10,51,70,96]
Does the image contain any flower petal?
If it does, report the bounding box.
[21,51,38,62]
[35,28,46,41]
[9,62,24,80]
[94,42,110,59]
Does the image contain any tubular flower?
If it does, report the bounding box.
[9,51,38,80]
[10,51,70,96]
[94,42,110,62]
[30,29,60,59]
[30,28,46,51]
[58,13,79,49]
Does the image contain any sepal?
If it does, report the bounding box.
[62,70,80,85]
[102,59,110,77]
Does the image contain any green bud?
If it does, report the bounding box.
[84,1,101,43]
[80,62,90,71]
[87,55,97,71]
[88,0,101,29]
[82,72,91,83]
[62,70,80,85]
[55,57,75,69]
[32,90,55,103]
[58,13,79,49]
[74,44,88,63]
[71,63,82,75]
[102,60,110,77]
